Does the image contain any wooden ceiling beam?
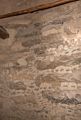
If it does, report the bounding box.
[0,0,79,19]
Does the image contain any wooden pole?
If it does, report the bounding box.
[0,0,79,19]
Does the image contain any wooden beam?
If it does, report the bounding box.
[0,0,79,19]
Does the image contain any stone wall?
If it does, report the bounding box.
[0,0,81,120]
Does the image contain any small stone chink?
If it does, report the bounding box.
[0,26,9,39]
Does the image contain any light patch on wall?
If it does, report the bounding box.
[17,57,27,66]
[42,28,58,36]
[9,20,31,25]
[60,82,81,90]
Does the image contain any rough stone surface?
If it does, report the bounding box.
[0,0,81,120]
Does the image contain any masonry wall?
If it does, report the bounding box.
[0,1,81,120]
